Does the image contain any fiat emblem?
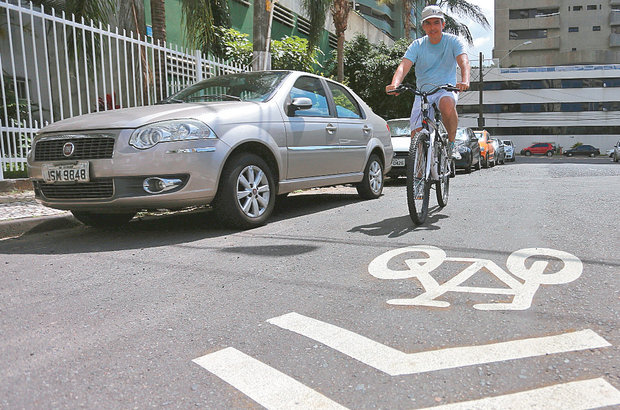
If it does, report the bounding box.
[62,142,75,157]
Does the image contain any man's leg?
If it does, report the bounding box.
[438,95,461,160]
[438,96,458,143]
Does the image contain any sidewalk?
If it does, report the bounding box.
[0,179,76,239]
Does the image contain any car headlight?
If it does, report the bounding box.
[129,119,214,149]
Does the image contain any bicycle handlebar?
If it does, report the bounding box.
[387,83,460,96]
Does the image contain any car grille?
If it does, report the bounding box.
[34,179,114,199]
[34,136,115,161]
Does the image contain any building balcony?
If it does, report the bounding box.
[611,33,620,47]
[610,11,620,25]
[509,15,560,30]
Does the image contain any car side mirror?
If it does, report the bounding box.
[288,97,313,116]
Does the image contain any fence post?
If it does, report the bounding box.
[195,49,203,83]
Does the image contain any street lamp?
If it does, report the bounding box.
[500,40,532,67]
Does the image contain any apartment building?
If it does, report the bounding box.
[494,0,620,67]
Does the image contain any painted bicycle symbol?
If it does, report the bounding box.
[368,246,583,310]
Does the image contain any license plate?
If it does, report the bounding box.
[42,161,90,183]
[392,158,406,167]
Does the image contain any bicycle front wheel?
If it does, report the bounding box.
[435,139,450,208]
[406,132,430,225]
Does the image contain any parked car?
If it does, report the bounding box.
[563,144,600,157]
[473,130,495,168]
[386,118,411,178]
[27,70,393,229]
[502,139,515,162]
[454,127,481,173]
[521,142,555,157]
[490,138,506,165]
[613,141,620,163]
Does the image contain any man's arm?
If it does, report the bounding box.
[456,53,470,91]
[386,58,413,94]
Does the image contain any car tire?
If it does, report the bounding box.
[464,156,472,173]
[589,153,595,157]
[482,157,489,168]
[356,153,384,199]
[567,153,573,157]
[614,153,619,163]
[474,155,482,170]
[214,152,276,229]
[450,158,456,178]
[525,151,532,156]
[71,211,136,227]
[546,151,553,157]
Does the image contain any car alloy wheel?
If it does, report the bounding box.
[215,153,276,229]
[356,153,384,199]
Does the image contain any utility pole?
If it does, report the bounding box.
[478,52,485,129]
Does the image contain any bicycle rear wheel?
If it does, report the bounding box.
[435,138,450,207]
[406,132,430,225]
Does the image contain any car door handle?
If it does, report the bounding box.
[325,124,337,134]
[362,125,371,134]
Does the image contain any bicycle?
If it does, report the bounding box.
[388,83,460,226]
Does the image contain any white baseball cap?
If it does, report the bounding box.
[421,5,444,22]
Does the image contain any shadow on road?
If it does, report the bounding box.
[0,193,362,255]
[349,205,447,238]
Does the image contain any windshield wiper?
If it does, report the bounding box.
[185,94,242,102]
[159,98,184,104]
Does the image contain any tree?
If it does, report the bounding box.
[376,0,490,45]
[181,0,230,56]
[301,0,351,82]
[333,34,414,119]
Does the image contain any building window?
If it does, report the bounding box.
[568,27,579,32]
[586,5,597,10]
[509,29,548,40]
[573,5,582,11]
[593,26,601,31]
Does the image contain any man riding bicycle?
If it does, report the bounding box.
[385,5,471,160]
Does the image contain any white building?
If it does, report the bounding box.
[458,64,620,153]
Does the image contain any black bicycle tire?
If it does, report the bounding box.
[406,132,430,225]
[435,134,450,207]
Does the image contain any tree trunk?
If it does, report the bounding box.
[150,0,166,101]
[331,0,350,82]
[253,0,271,71]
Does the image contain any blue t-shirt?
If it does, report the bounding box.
[403,33,467,92]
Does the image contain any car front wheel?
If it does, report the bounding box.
[356,153,384,199]
[214,153,276,229]
[71,211,136,227]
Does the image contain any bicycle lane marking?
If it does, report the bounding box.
[368,246,583,310]
[192,347,347,409]
[267,312,610,376]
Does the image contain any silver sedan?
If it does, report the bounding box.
[27,71,393,229]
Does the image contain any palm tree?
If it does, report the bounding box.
[376,0,489,45]
[180,0,230,55]
[301,0,351,82]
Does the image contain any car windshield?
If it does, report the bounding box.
[387,120,410,137]
[455,128,470,141]
[165,71,290,103]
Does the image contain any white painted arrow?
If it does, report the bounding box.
[420,378,620,410]
[193,347,347,409]
[267,312,611,376]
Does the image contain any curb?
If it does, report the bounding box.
[0,178,33,193]
[0,214,80,240]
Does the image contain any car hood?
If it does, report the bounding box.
[391,136,411,153]
[38,102,271,133]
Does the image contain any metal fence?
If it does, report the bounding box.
[0,0,248,179]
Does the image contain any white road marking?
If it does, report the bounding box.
[419,378,620,409]
[368,246,583,310]
[192,347,348,409]
[267,312,611,376]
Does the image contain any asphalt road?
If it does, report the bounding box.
[1,158,619,408]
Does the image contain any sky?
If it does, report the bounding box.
[459,0,495,64]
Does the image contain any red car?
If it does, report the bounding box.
[520,143,555,157]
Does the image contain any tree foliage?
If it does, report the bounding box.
[215,28,323,73]
[330,34,414,119]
